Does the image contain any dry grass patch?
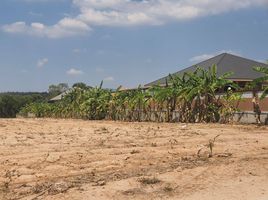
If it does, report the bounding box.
[138,177,161,185]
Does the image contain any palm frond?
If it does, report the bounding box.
[253,66,268,74]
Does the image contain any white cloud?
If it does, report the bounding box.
[19,0,66,2]
[66,68,84,75]
[3,22,27,34]
[190,50,241,63]
[2,18,91,39]
[104,76,114,81]
[190,53,216,63]
[73,0,268,26]
[37,58,48,68]
[3,0,268,38]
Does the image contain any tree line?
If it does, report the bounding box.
[0,82,94,118]
[20,65,268,123]
[0,93,48,118]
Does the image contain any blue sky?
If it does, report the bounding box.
[0,0,268,92]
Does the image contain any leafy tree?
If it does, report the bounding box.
[80,81,111,120]
[253,66,268,99]
[191,65,233,122]
[0,93,47,118]
[0,95,19,117]
[72,82,89,90]
[219,89,242,123]
[127,85,149,121]
[108,86,130,121]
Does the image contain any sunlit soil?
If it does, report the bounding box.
[0,118,267,200]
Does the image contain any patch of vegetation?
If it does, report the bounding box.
[138,177,161,185]
[19,65,264,123]
[197,135,220,158]
[163,184,173,192]
[0,92,48,118]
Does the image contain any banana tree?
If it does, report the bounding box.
[166,73,190,122]
[130,85,149,121]
[62,88,85,118]
[109,87,130,121]
[149,84,171,122]
[184,65,233,122]
[253,66,268,99]
[81,81,112,120]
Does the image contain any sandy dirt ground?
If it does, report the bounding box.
[0,118,267,200]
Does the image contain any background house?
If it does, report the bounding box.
[48,89,73,103]
[145,53,267,89]
[145,53,268,116]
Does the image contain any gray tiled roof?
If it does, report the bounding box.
[145,53,268,87]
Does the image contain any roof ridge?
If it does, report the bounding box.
[224,53,268,66]
[177,53,225,72]
[192,53,225,67]
[217,53,228,66]
[144,53,268,87]
[144,53,227,86]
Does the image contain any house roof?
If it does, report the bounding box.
[48,89,73,102]
[48,85,94,102]
[145,53,268,87]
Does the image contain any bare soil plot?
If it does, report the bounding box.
[0,119,267,200]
